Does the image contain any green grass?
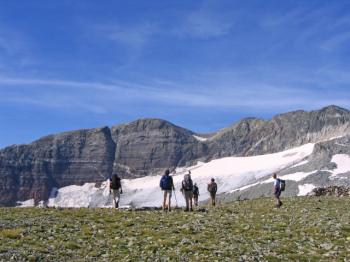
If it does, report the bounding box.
[0,196,349,261]
[0,228,23,239]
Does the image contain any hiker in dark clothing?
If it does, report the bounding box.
[207,178,217,206]
[181,171,194,211]
[109,174,123,209]
[272,173,283,208]
[160,169,175,211]
[193,183,199,206]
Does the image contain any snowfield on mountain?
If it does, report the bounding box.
[19,143,315,208]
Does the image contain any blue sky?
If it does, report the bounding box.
[1,0,350,148]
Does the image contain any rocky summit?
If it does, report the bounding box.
[0,105,350,206]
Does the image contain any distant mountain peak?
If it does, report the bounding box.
[1,105,350,206]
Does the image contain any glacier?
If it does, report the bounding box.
[19,143,317,208]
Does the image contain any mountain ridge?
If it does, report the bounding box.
[1,105,350,206]
[2,105,348,149]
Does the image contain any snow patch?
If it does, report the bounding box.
[229,182,260,193]
[193,135,208,142]
[19,143,315,208]
[261,170,316,184]
[46,182,110,208]
[325,135,345,141]
[17,199,35,207]
[281,171,316,182]
[298,184,316,196]
[330,154,350,175]
[291,160,309,168]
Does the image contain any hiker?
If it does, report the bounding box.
[159,169,175,211]
[193,183,199,206]
[109,174,123,209]
[272,173,283,208]
[207,178,217,206]
[181,171,194,211]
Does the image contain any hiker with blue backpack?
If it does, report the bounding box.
[181,171,194,212]
[272,173,285,208]
[160,169,175,211]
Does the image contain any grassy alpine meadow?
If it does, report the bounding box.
[0,196,349,261]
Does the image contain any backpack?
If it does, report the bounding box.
[110,175,121,190]
[182,174,193,191]
[279,179,286,191]
[208,182,217,194]
[160,175,173,190]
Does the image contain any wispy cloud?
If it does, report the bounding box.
[0,24,37,69]
[89,22,158,71]
[259,3,350,53]
[94,22,158,48]
[172,1,234,39]
[1,70,350,114]
[321,30,350,51]
[0,76,114,91]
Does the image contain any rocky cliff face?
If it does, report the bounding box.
[207,105,350,157]
[111,119,207,178]
[0,105,349,206]
[0,127,115,206]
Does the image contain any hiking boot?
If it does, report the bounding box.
[184,208,189,212]
[190,208,193,212]
[115,202,119,209]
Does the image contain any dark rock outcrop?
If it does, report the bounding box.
[207,105,350,158]
[310,186,350,197]
[0,127,115,206]
[0,105,349,206]
[110,119,207,178]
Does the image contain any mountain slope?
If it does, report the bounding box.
[1,105,350,206]
[206,105,350,158]
[24,135,349,208]
[0,127,115,206]
[110,118,206,178]
[222,135,350,202]
[30,142,314,208]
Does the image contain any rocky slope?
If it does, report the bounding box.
[0,105,349,206]
[220,135,350,202]
[207,105,350,158]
